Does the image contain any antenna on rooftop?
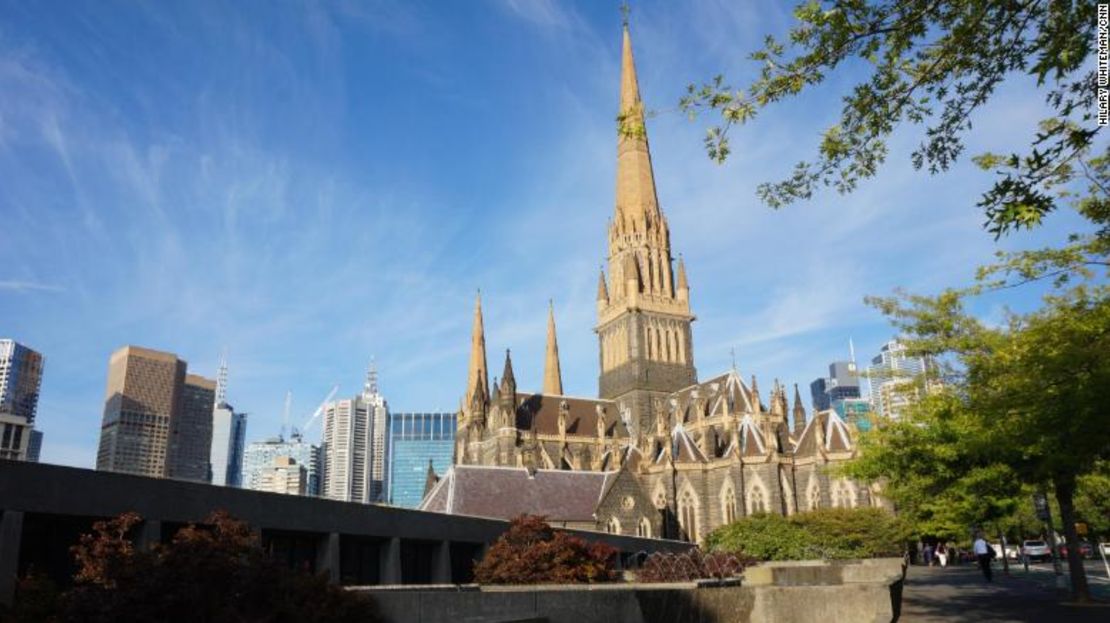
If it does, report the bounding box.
[215,348,229,405]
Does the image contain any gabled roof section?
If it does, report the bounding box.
[737,414,766,457]
[791,410,855,456]
[671,423,708,464]
[418,464,619,523]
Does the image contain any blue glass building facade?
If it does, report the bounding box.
[385,412,456,508]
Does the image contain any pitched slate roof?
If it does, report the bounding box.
[512,393,627,438]
[419,465,619,523]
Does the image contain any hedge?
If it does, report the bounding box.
[704,507,909,560]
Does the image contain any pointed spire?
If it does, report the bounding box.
[423,459,439,499]
[750,375,762,413]
[543,301,564,395]
[465,291,489,407]
[676,255,689,292]
[597,268,609,302]
[792,383,807,434]
[615,14,661,226]
[500,349,516,395]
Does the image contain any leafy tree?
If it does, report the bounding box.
[12,511,381,623]
[473,515,618,584]
[679,0,1102,240]
[851,274,1110,601]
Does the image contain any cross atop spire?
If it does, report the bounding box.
[620,1,630,27]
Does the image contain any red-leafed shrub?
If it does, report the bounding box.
[5,511,380,623]
[635,549,755,583]
[473,515,619,584]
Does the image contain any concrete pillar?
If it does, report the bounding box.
[0,510,25,608]
[380,537,402,585]
[432,540,452,584]
[137,519,161,550]
[317,532,340,584]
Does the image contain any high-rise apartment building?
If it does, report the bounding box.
[867,339,930,420]
[167,374,216,481]
[321,364,388,504]
[242,433,320,496]
[0,339,45,462]
[321,396,372,503]
[0,339,45,423]
[385,412,456,508]
[363,364,388,502]
[256,456,307,495]
[210,401,247,486]
[97,346,186,476]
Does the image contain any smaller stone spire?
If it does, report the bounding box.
[792,383,807,434]
[422,459,439,498]
[500,349,516,396]
[543,301,564,395]
[676,255,689,296]
[597,268,609,302]
[750,375,762,413]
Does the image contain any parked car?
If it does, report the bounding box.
[1022,540,1052,562]
[1060,541,1094,559]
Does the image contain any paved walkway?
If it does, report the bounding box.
[900,563,1110,622]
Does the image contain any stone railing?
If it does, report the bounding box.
[351,557,907,623]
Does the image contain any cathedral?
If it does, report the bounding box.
[430,20,875,543]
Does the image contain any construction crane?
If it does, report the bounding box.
[293,384,338,439]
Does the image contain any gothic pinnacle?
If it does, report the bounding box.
[465,291,489,407]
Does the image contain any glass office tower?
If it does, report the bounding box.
[385,412,456,508]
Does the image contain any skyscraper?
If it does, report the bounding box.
[867,339,930,420]
[809,360,862,412]
[385,412,456,508]
[0,339,45,462]
[210,402,248,486]
[242,432,320,496]
[363,362,388,502]
[167,374,216,482]
[208,354,247,486]
[0,339,45,423]
[97,346,187,477]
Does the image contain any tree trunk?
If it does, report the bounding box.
[1054,475,1090,602]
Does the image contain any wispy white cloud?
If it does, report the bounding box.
[0,280,64,293]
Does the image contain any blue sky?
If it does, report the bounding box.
[0,1,1095,468]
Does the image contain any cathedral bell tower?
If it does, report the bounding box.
[596,20,696,437]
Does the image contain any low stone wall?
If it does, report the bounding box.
[351,558,907,623]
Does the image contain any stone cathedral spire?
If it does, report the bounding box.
[597,16,696,433]
[465,291,489,407]
[544,301,564,395]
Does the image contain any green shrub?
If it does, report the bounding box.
[705,507,909,561]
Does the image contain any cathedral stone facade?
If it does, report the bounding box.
[446,22,875,542]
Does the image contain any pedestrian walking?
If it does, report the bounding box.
[973,533,994,581]
[936,542,948,567]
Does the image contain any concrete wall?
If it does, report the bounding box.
[0,461,694,605]
[354,559,906,623]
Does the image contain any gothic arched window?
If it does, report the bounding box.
[722,487,737,524]
[679,490,698,543]
[607,516,621,535]
[807,479,821,511]
[638,517,652,538]
[748,485,767,514]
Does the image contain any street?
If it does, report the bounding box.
[900,561,1110,622]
